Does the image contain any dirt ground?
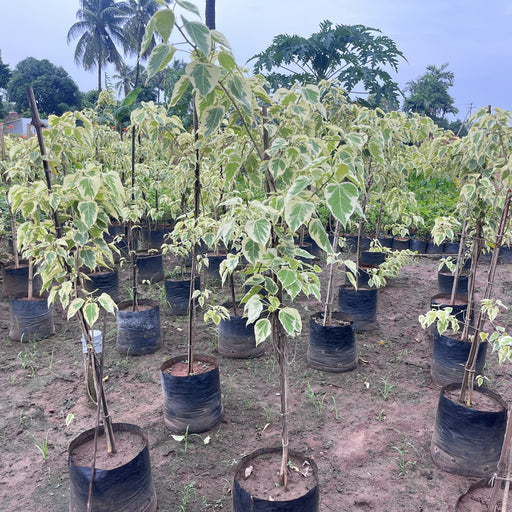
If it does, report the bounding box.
[1,249,512,511]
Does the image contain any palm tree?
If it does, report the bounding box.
[113,62,136,97]
[67,0,128,93]
[122,0,160,87]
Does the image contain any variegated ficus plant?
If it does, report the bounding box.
[418,107,512,406]
[9,106,125,453]
[142,0,362,489]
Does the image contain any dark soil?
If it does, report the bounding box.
[1,251,512,511]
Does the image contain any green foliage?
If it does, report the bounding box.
[403,63,459,129]
[67,0,128,91]
[250,20,405,107]
[6,57,81,117]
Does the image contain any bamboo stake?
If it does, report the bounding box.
[488,408,512,511]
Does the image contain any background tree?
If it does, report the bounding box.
[0,51,11,119]
[67,0,128,93]
[122,0,160,87]
[403,63,459,130]
[113,62,137,97]
[7,57,81,117]
[250,20,405,107]
[158,60,193,129]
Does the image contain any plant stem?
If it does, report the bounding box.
[323,221,341,327]
[187,99,201,375]
[27,256,33,301]
[273,300,289,490]
[462,221,482,341]
[229,273,238,317]
[449,205,470,306]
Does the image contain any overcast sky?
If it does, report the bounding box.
[2,0,512,121]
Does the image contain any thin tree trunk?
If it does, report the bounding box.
[449,207,470,306]
[187,99,201,375]
[274,310,289,490]
[323,221,341,326]
[28,256,33,301]
[461,221,482,341]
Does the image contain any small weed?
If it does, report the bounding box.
[376,409,386,421]
[391,428,420,477]
[17,349,37,375]
[261,404,275,423]
[179,481,196,511]
[395,349,408,364]
[305,383,327,416]
[330,395,339,420]
[378,378,395,401]
[171,425,211,453]
[29,430,49,460]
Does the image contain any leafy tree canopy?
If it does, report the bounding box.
[0,51,11,90]
[403,63,458,128]
[249,20,405,107]
[7,57,82,117]
[0,51,11,119]
[67,0,128,92]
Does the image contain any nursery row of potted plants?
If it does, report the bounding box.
[2,1,512,508]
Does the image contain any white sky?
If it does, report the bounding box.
[2,0,512,120]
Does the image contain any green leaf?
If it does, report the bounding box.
[279,307,302,336]
[226,75,251,113]
[346,132,366,149]
[153,9,175,42]
[301,84,320,104]
[186,62,220,97]
[122,87,141,107]
[286,176,313,200]
[211,30,231,49]
[78,176,100,200]
[67,298,85,320]
[368,141,384,164]
[254,318,271,345]
[284,200,315,232]
[246,219,271,245]
[182,17,211,57]
[218,52,236,71]
[242,238,262,265]
[246,295,263,324]
[176,0,200,16]
[98,293,117,315]
[170,74,191,107]
[460,183,476,200]
[269,158,286,177]
[277,268,296,289]
[147,44,176,81]
[78,201,98,229]
[83,302,99,328]
[81,248,96,270]
[141,16,156,55]
[308,218,333,254]
[201,106,225,136]
[325,182,360,226]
